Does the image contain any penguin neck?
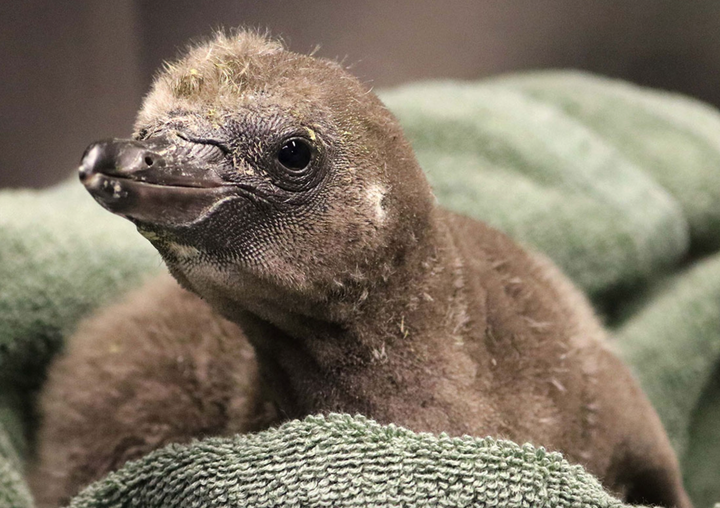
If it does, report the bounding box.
[230,209,475,423]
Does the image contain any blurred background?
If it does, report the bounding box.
[1,0,719,189]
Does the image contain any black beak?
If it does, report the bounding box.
[80,137,232,226]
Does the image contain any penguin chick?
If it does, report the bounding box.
[30,273,277,507]
[71,31,689,506]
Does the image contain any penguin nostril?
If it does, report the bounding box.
[144,156,154,167]
[78,166,91,182]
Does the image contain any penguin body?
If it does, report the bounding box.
[33,31,690,507]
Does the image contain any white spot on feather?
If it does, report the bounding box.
[366,183,386,223]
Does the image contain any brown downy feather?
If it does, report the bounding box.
[30,274,277,507]
[32,30,691,508]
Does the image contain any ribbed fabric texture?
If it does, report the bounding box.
[0,71,719,506]
[69,414,625,508]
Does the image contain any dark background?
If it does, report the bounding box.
[2,1,719,189]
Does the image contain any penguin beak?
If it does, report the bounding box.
[79,137,233,226]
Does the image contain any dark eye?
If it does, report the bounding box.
[278,138,312,170]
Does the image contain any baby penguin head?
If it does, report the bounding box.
[80,31,434,306]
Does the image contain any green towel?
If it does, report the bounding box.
[0,457,31,508]
[492,71,720,254]
[1,71,719,507]
[0,181,161,389]
[68,414,625,508]
[685,370,720,508]
[613,253,720,508]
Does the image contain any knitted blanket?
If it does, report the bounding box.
[1,71,718,507]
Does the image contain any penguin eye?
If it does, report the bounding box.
[277,138,312,170]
